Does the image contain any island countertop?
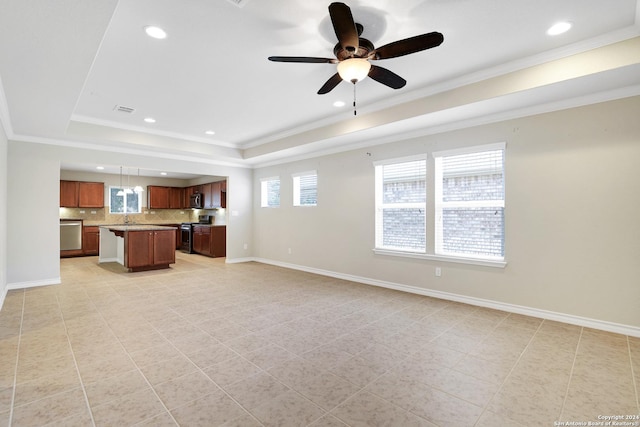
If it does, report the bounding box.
[100,225,177,232]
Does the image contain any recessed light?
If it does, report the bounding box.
[96,166,104,170]
[333,101,346,107]
[144,117,156,123]
[547,21,572,36]
[205,130,216,135]
[144,26,167,39]
[160,172,167,176]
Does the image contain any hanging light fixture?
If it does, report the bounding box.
[336,58,371,116]
[337,58,371,83]
[134,168,144,193]
[116,166,125,196]
[124,168,133,194]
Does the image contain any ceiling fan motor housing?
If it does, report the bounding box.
[334,37,374,60]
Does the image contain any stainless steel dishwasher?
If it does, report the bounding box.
[60,220,82,251]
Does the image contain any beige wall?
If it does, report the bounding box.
[253,96,640,330]
[6,142,254,287]
[0,119,7,305]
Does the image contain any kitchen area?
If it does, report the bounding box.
[59,168,227,272]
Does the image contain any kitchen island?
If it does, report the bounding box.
[99,225,177,272]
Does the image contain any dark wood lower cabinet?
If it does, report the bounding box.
[83,226,100,255]
[193,226,226,258]
[125,230,176,271]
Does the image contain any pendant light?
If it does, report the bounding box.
[116,166,125,196]
[124,168,133,194]
[134,168,144,193]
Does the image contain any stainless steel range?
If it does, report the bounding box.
[180,215,212,253]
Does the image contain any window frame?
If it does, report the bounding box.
[374,154,428,254]
[433,142,506,263]
[292,170,318,207]
[108,186,143,214]
[260,176,281,208]
[372,145,506,268]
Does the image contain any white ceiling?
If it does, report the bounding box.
[1,0,639,175]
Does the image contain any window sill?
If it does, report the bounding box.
[372,249,507,268]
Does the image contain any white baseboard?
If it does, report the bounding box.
[0,286,6,311]
[225,257,257,264]
[251,257,640,338]
[8,277,61,290]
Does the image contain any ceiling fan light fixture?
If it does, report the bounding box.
[337,58,371,83]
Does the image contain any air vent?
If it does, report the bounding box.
[225,0,252,8]
[114,105,135,114]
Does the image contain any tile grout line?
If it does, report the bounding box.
[88,295,183,426]
[557,326,584,422]
[7,289,25,427]
[627,336,640,415]
[131,305,266,426]
[470,314,547,426]
[56,291,98,427]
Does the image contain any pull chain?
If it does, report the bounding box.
[352,81,357,116]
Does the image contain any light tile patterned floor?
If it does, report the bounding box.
[0,253,638,426]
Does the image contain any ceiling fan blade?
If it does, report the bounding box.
[371,32,444,60]
[368,65,406,89]
[328,2,359,54]
[268,56,336,64]
[317,73,343,95]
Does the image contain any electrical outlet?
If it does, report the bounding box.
[90,211,96,214]
[243,243,248,250]
[79,210,85,214]
[435,267,442,277]
[288,248,292,254]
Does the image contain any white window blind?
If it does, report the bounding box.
[434,144,505,260]
[260,177,280,207]
[375,157,427,252]
[293,171,317,206]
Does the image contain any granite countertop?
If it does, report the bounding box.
[100,225,178,232]
[84,221,181,226]
[192,224,226,227]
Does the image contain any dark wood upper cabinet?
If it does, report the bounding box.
[60,180,104,208]
[78,182,104,208]
[60,181,79,207]
[201,180,226,209]
[147,186,170,209]
[169,187,183,209]
[201,183,213,209]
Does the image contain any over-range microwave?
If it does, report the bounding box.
[189,193,203,209]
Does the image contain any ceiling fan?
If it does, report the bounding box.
[268,2,444,95]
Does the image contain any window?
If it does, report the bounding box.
[260,177,280,207]
[109,186,142,214]
[374,156,427,252]
[293,171,317,206]
[434,143,505,261]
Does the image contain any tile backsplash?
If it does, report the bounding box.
[60,207,226,226]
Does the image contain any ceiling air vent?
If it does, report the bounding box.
[225,0,252,8]
[114,105,135,114]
